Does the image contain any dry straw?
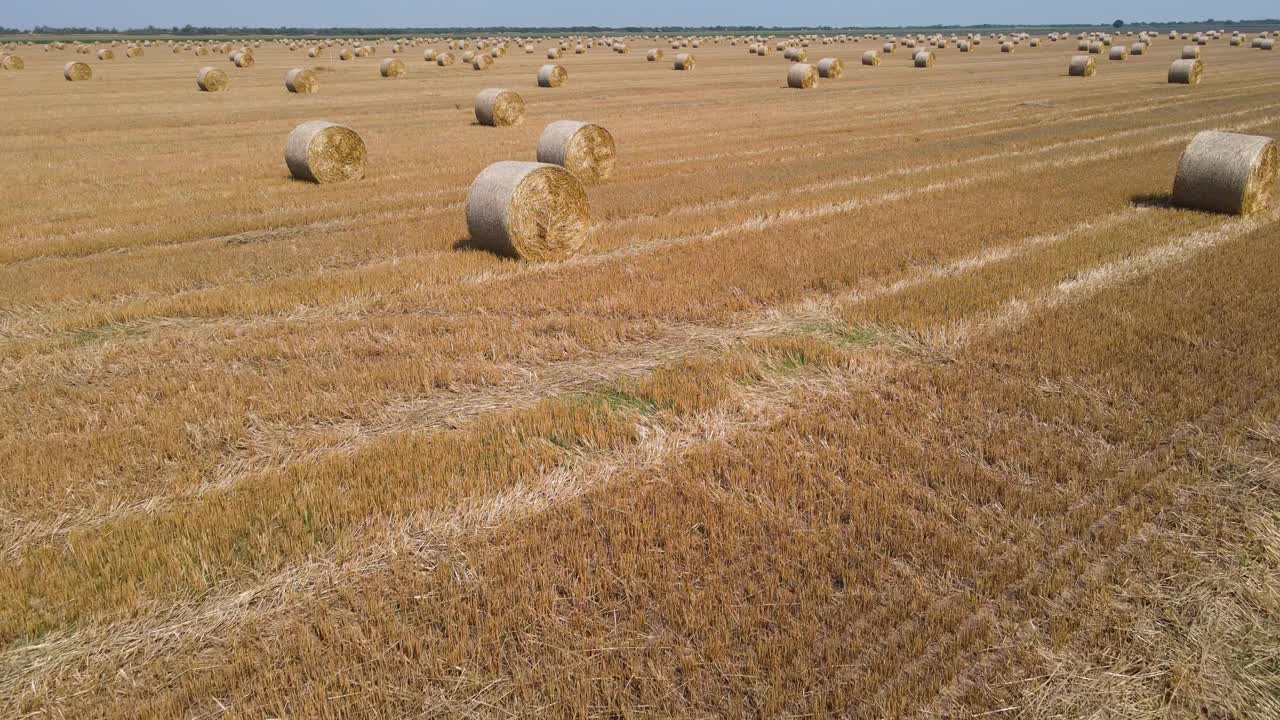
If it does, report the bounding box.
[647,48,663,61]
[125,45,143,58]
[423,48,437,61]
[381,58,407,77]
[1172,130,1276,215]
[674,53,695,70]
[914,50,935,67]
[196,66,229,91]
[97,48,113,60]
[816,57,843,78]
[339,48,353,61]
[474,88,526,127]
[547,47,561,59]
[465,161,590,261]
[1168,58,1203,84]
[536,120,617,183]
[1069,55,1097,76]
[862,50,881,65]
[787,63,818,88]
[0,54,23,70]
[472,53,492,70]
[436,52,456,66]
[1182,45,1201,59]
[63,61,91,81]
[231,51,255,68]
[284,121,367,184]
[1109,45,1128,60]
[538,64,567,87]
[285,67,318,93]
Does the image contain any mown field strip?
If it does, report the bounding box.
[5,200,1262,703]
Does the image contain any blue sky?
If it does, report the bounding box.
[5,1,1276,30]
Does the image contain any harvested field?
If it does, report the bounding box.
[2,32,1279,720]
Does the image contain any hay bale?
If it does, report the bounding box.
[196,66,229,91]
[538,63,567,87]
[959,41,971,52]
[862,50,881,65]
[436,52,456,66]
[1109,45,1128,60]
[423,48,437,61]
[125,45,143,58]
[914,50,935,67]
[1172,131,1276,215]
[465,161,590,261]
[97,48,114,60]
[1168,58,1203,84]
[788,63,818,88]
[286,68,318,93]
[1069,55,1097,77]
[1182,45,1201,59]
[284,121,366,184]
[232,51,255,68]
[339,48,354,61]
[63,61,91,81]
[381,58,406,77]
[816,57,843,78]
[471,53,492,70]
[547,47,561,59]
[0,54,23,70]
[1001,41,1015,52]
[474,88,526,127]
[647,48,663,61]
[1130,42,1147,55]
[308,47,320,58]
[1260,39,1275,50]
[674,53,695,70]
[536,120,616,183]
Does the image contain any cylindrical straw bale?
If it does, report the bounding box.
[196,66,229,91]
[914,50,935,67]
[471,53,492,70]
[862,50,881,65]
[381,58,406,77]
[547,47,561,59]
[97,48,113,60]
[788,63,818,88]
[285,67,318,93]
[474,88,526,127]
[285,121,366,184]
[465,161,590,261]
[63,61,91,81]
[1172,131,1276,215]
[1109,45,1128,60]
[233,51,254,67]
[436,52,455,66]
[816,57,843,78]
[339,48,353,60]
[536,120,616,183]
[423,48,437,61]
[538,63,567,87]
[1182,45,1200,59]
[1168,58,1203,84]
[1069,55,1097,76]
[647,48,663,61]
[674,53,695,70]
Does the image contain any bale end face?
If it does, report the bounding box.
[465,161,590,261]
[63,61,91,81]
[536,120,617,184]
[380,58,407,77]
[196,66,229,91]
[1172,131,1277,215]
[284,121,367,184]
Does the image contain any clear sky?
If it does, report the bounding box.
[5,0,1276,30]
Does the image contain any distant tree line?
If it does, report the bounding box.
[15,20,1280,37]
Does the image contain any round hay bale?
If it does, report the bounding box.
[436,52,456,66]
[471,53,492,70]
[284,121,366,184]
[308,47,320,58]
[1182,45,1201,59]
[1088,41,1105,54]
[423,48,437,61]
[788,63,818,88]
[525,44,535,53]
[285,67,318,93]
[1130,42,1147,55]
[1069,55,1097,76]
[474,88,526,127]
[674,53,695,70]
[958,41,971,52]
[547,47,561,59]
[647,48,663,61]
[538,63,567,87]
[1168,58,1203,84]
[381,58,406,77]
[1001,41,1015,52]
[536,120,616,183]
[816,57,843,78]
[862,50,881,65]
[339,48,353,61]
[1259,39,1275,50]
[196,66,229,91]
[1109,45,1128,60]
[97,48,114,60]
[914,50,935,67]
[465,161,589,261]
[63,61,91,81]
[125,45,143,58]
[232,51,255,68]
[1172,131,1276,215]
[1,54,24,70]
